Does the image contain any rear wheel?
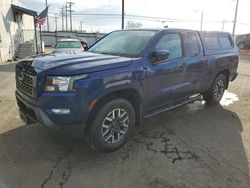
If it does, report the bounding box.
[86,98,136,153]
[238,43,245,49]
[203,74,227,105]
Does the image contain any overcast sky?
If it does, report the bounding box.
[19,0,250,34]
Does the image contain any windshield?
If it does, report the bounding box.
[56,41,82,49]
[88,30,156,57]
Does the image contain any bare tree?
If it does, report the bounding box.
[126,21,143,29]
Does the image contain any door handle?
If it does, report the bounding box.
[181,63,188,67]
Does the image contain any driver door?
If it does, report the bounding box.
[146,32,188,109]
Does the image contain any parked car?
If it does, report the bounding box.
[16,29,238,153]
[236,33,250,49]
[52,39,84,54]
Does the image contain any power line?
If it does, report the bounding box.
[238,22,250,26]
[48,10,250,25]
[67,13,121,16]
[47,11,250,30]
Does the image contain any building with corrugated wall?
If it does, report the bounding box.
[0,0,35,62]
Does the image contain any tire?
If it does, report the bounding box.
[203,74,227,105]
[238,43,245,49]
[86,98,136,153]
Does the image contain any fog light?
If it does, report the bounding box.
[51,109,70,114]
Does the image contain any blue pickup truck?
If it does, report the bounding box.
[16,29,238,152]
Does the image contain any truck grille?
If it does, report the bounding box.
[16,69,36,97]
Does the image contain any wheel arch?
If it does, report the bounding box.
[86,87,142,132]
[216,69,229,89]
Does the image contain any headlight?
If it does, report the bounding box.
[45,75,88,92]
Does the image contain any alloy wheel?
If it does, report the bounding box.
[101,108,129,144]
[213,79,225,101]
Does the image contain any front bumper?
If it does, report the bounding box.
[16,90,89,138]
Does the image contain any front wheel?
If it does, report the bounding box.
[86,98,136,153]
[203,74,227,105]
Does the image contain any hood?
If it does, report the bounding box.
[22,52,133,76]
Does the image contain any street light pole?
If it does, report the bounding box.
[200,11,203,31]
[232,0,239,37]
[194,10,203,31]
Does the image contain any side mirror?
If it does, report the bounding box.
[151,50,170,64]
[81,42,89,51]
[83,46,89,51]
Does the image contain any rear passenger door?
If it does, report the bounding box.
[180,31,206,96]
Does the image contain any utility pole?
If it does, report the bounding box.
[222,20,226,32]
[232,0,239,37]
[45,0,50,31]
[65,4,68,31]
[55,14,59,31]
[67,2,75,32]
[80,20,84,32]
[60,6,64,31]
[121,0,124,29]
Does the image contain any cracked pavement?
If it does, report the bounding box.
[0,57,250,188]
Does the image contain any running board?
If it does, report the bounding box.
[143,94,202,118]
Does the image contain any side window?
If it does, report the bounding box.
[156,33,182,60]
[219,36,232,49]
[204,36,220,50]
[184,32,200,57]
